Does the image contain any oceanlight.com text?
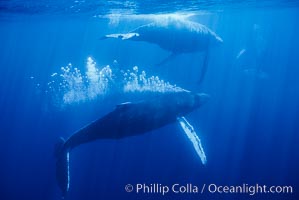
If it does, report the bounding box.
[124,183,293,196]
[207,183,293,195]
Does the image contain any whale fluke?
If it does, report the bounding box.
[55,137,69,199]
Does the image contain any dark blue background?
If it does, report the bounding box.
[0,3,299,200]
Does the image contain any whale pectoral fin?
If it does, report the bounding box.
[156,53,179,66]
[101,33,139,40]
[101,33,125,40]
[177,117,207,165]
[121,33,139,40]
[198,49,210,85]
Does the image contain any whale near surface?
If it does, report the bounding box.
[103,18,223,53]
[102,18,223,83]
[55,91,209,198]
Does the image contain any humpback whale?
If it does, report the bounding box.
[55,91,209,198]
[102,18,223,83]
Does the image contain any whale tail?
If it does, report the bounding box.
[55,137,70,199]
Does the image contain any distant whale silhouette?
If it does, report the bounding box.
[102,18,223,83]
[55,91,209,198]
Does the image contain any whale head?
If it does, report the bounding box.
[178,92,209,117]
[161,91,210,117]
[194,93,210,107]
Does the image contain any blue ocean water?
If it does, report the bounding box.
[0,0,299,200]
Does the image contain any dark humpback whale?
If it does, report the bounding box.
[55,91,209,198]
[102,18,223,83]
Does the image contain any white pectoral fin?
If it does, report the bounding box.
[177,117,207,165]
[104,33,139,40]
